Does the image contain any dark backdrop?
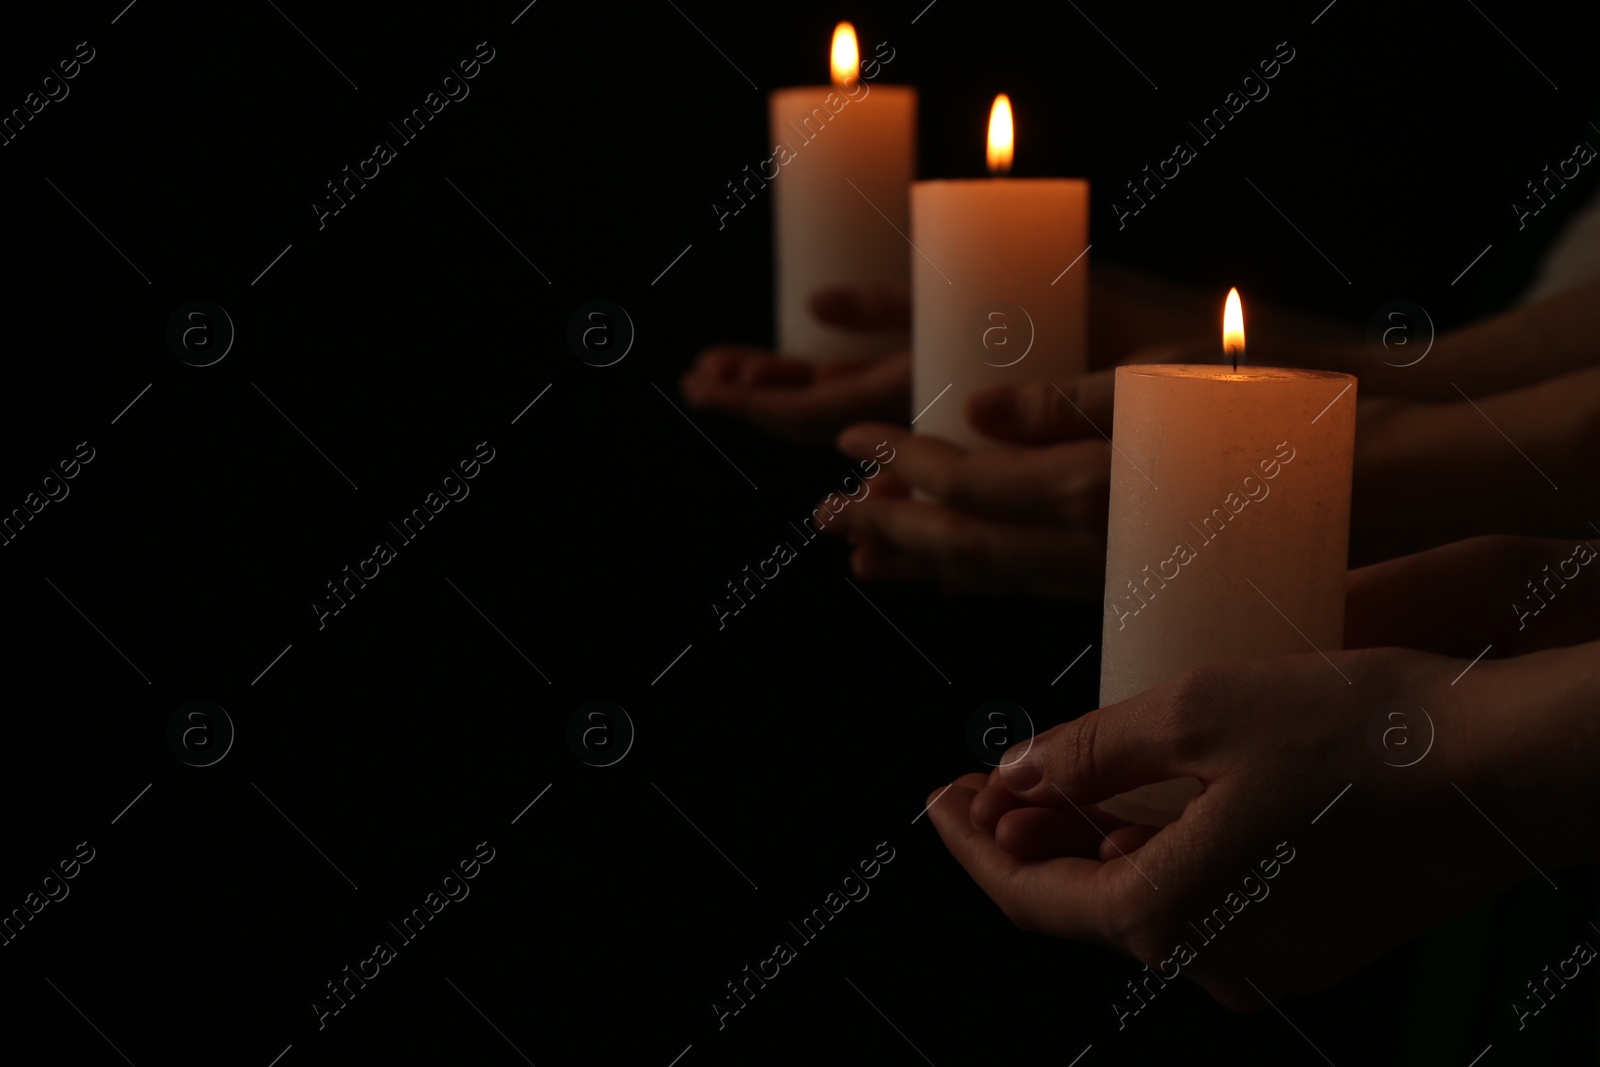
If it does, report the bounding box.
[2,1,1594,1064]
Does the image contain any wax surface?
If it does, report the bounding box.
[769,85,915,361]
[910,178,1088,450]
[1097,365,1357,825]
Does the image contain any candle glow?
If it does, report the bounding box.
[830,22,859,87]
[987,94,1014,174]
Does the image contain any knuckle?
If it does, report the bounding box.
[1056,715,1100,798]
[1164,664,1229,756]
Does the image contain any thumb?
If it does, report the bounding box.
[966,370,1115,444]
[997,692,1193,806]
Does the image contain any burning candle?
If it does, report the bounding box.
[910,94,1088,450]
[768,23,916,361]
[1096,289,1357,826]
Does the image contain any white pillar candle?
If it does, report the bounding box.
[769,23,915,361]
[1096,290,1357,826]
[911,94,1088,450]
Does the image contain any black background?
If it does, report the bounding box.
[2,1,1595,1064]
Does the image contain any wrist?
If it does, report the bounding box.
[1350,400,1487,562]
[1451,643,1600,869]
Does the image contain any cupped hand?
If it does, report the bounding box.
[680,285,911,446]
[926,639,1592,1009]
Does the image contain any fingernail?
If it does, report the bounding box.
[998,747,1041,791]
[836,427,869,456]
[968,388,1014,427]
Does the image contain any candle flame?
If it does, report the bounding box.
[831,23,859,87]
[987,94,1014,174]
[1223,287,1245,366]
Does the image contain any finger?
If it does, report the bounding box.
[1345,535,1600,654]
[992,805,1130,861]
[861,468,909,497]
[810,284,911,331]
[815,348,911,394]
[970,773,1031,833]
[924,780,1118,941]
[815,351,901,383]
[827,495,1107,598]
[850,541,935,583]
[839,423,1111,524]
[740,355,819,386]
[838,424,967,501]
[729,360,907,425]
[978,762,1140,852]
[967,371,1116,445]
[689,372,902,446]
[998,691,1202,807]
[686,345,770,386]
[1099,824,1160,861]
[836,422,910,461]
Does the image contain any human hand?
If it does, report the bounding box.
[1348,366,1600,563]
[1345,534,1600,656]
[925,639,1600,1009]
[822,423,1112,597]
[680,285,910,446]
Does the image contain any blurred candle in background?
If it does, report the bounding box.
[1096,290,1358,826]
[768,23,915,361]
[910,94,1088,450]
